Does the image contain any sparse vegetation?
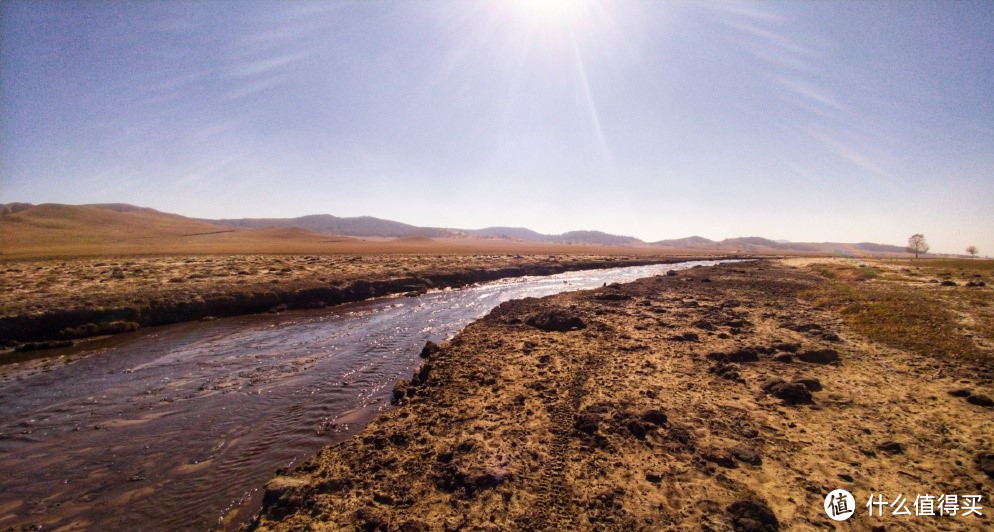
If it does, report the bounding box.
[967,245,978,258]
[801,258,993,365]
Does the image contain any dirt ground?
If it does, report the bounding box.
[250,260,994,531]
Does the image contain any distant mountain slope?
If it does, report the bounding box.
[2,202,914,256]
[0,203,345,257]
[208,214,453,238]
[652,236,716,247]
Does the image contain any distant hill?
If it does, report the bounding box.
[2,202,915,257]
[0,203,348,257]
[652,236,716,248]
[208,214,453,238]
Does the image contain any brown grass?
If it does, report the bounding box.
[798,258,993,365]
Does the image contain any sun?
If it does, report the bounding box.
[513,0,585,22]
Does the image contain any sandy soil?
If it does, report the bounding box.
[251,260,993,531]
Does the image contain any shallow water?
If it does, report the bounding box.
[0,260,725,530]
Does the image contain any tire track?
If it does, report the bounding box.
[530,346,603,530]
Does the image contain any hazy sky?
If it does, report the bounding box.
[2,1,992,253]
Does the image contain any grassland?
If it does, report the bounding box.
[795,257,994,365]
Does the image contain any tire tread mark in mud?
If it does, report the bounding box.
[530,346,602,530]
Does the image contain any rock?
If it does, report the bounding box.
[966,394,994,408]
[693,320,716,331]
[708,348,759,364]
[797,349,840,365]
[575,413,600,434]
[821,332,841,342]
[645,472,662,484]
[728,499,780,532]
[765,381,813,405]
[976,452,994,479]
[14,340,74,352]
[419,341,441,359]
[794,378,823,392]
[627,420,648,440]
[966,280,987,287]
[709,364,742,382]
[702,449,737,468]
[526,310,585,332]
[772,353,793,363]
[672,332,700,342]
[641,409,668,426]
[941,280,957,286]
[771,342,801,353]
[666,270,678,276]
[877,441,904,454]
[398,521,430,532]
[948,388,972,397]
[731,445,762,466]
[391,380,410,405]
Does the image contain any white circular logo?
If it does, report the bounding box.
[824,489,855,521]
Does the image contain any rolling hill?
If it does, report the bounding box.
[2,202,914,257]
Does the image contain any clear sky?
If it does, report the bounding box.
[2,1,992,254]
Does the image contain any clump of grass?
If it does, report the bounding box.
[802,266,984,364]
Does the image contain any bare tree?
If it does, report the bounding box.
[907,233,929,258]
[967,245,978,258]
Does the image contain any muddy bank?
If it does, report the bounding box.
[251,261,993,530]
[0,256,715,347]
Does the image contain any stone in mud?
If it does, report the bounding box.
[797,349,840,365]
[728,499,780,532]
[693,319,716,331]
[708,348,759,364]
[771,342,801,353]
[709,364,742,382]
[575,413,600,434]
[966,394,994,408]
[525,310,586,332]
[641,409,668,426]
[391,380,410,405]
[419,341,442,359]
[627,420,648,440]
[764,381,813,405]
[397,521,430,532]
[794,378,822,392]
[976,452,994,479]
[877,441,904,455]
[731,445,762,466]
[702,448,737,468]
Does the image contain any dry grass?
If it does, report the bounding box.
[797,258,994,365]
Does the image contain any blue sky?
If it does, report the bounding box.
[2,0,992,254]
